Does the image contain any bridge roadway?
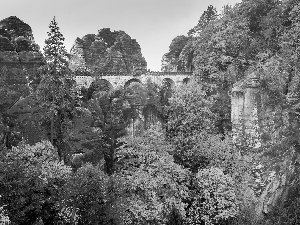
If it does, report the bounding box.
[75,71,192,90]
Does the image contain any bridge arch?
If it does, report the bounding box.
[182,77,190,84]
[124,78,142,89]
[162,78,175,88]
[93,79,113,92]
[87,78,113,99]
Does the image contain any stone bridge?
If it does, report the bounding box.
[75,71,192,90]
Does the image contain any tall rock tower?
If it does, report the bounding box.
[231,72,261,148]
[0,16,44,111]
[0,16,45,145]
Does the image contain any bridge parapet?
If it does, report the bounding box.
[145,71,193,76]
[81,71,193,76]
[75,72,192,89]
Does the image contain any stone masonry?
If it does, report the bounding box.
[75,72,192,90]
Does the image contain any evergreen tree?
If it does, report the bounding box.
[37,17,75,162]
[43,16,68,75]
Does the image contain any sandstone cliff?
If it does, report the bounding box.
[0,16,44,146]
[69,28,147,75]
[0,16,44,111]
[231,72,300,222]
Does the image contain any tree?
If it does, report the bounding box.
[114,126,188,224]
[83,86,127,174]
[187,167,238,225]
[37,17,76,162]
[0,141,72,224]
[62,164,115,224]
[43,16,68,74]
[161,35,189,72]
[188,5,218,36]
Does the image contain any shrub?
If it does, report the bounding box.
[0,141,72,224]
[15,36,33,52]
[62,163,115,224]
[0,35,14,51]
[115,127,189,224]
[187,167,238,225]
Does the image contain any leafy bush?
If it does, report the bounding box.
[0,35,14,51]
[187,167,238,225]
[62,163,118,224]
[0,141,72,224]
[115,126,189,224]
[15,36,33,52]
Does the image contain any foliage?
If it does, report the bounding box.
[38,17,77,162]
[62,163,115,224]
[43,16,68,73]
[111,31,147,73]
[188,5,218,36]
[85,88,127,174]
[166,79,219,171]
[187,167,238,225]
[115,126,189,224]
[162,5,218,72]
[167,79,216,137]
[161,35,189,72]
[0,141,72,224]
[15,36,38,52]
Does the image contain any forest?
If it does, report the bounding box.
[1,0,300,224]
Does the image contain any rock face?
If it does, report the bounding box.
[0,16,44,146]
[0,16,44,111]
[256,153,300,219]
[231,72,300,221]
[231,72,261,148]
[69,28,147,75]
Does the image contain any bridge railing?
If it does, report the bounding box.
[96,71,193,76]
[145,71,193,76]
[75,71,193,77]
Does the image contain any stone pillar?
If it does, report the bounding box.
[231,72,261,148]
[244,73,261,148]
[231,89,245,146]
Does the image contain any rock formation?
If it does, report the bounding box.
[231,72,300,222]
[69,28,147,75]
[231,72,261,148]
[0,16,45,146]
[0,16,44,110]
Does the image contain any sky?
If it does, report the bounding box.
[1,0,242,71]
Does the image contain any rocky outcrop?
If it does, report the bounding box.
[69,28,147,75]
[0,16,44,146]
[231,72,300,221]
[256,152,300,217]
[0,16,44,111]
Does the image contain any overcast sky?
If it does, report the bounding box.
[1,0,242,71]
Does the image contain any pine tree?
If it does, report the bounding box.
[37,17,75,162]
[43,16,69,75]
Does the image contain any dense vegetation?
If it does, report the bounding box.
[2,0,300,224]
